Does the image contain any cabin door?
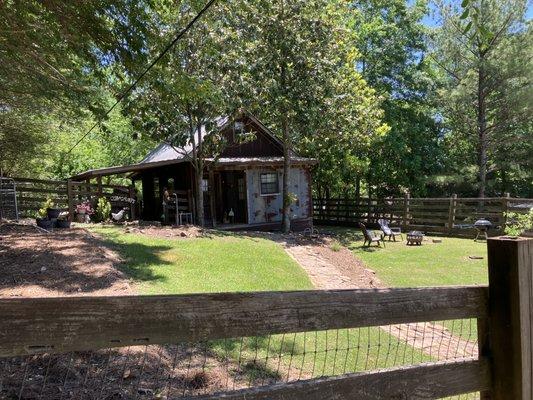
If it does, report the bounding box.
[218,171,247,224]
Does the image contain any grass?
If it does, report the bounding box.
[90,226,313,294]
[327,227,488,287]
[89,226,429,380]
[324,226,487,348]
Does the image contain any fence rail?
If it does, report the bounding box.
[7,177,135,220]
[313,195,533,236]
[1,237,531,400]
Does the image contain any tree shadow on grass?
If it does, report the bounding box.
[93,232,174,284]
[0,226,174,296]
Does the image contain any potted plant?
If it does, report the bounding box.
[46,200,62,220]
[36,199,54,230]
[75,201,94,223]
[55,211,71,228]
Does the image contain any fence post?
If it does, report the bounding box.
[67,180,74,222]
[448,194,457,234]
[96,176,103,197]
[402,193,410,231]
[128,186,136,221]
[501,193,510,232]
[487,236,533,400]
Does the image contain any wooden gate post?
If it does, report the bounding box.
[448,194,457,234]
[487,236,533,400]
[67,180,74,222]
[402,192,410,231]
[128,186,136,221]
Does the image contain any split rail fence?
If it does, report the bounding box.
[313,195,533,236]
[1,237,532,399]
[4,177,136,220]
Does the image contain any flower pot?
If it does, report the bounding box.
[47,208,61,219]
[36,218,54,230]
[76,213,86,223]
[55,219,71,229]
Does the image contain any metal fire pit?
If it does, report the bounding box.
[474,219,492,241]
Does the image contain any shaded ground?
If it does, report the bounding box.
[0,222,134,297]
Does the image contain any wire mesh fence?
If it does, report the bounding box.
[0,318,483,400]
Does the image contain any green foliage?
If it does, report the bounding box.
[0,0,154,178]
[95,198,112,222]
[349,0,441,197]
[504,211,533,237]
[38,199,55,218]
[431,0,532,197]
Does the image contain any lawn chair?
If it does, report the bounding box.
[378,219,403,242]
[359,223,385,247]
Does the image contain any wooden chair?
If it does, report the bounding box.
[378,219,403,241]
[359,223,385,247]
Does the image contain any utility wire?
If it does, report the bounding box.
[66,0,217,154]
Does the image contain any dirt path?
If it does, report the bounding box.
[282,236,478,361]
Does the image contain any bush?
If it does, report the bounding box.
[504,210,533,237]
[95,197,112,222]
[330,240,342,252]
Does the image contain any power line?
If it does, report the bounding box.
[66,0,217,154]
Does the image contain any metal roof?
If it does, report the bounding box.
[71,110,314,181]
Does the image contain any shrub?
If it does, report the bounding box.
[504,210,533,237]
[95,197,112,222]
[38,198,54,218]
[330,240,342,252]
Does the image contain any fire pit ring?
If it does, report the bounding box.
[406,231,424,245]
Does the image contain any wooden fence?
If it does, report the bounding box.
[1,237,531,399]
[313,195,533,236]
[9,177,136,220]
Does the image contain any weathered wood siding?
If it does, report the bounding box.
[246,167,312,226]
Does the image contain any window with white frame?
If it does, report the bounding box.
[260,172,279,195]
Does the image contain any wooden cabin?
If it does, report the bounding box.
[71,110,316,231]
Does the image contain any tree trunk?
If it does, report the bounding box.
[195,159,204,227]
[281,114,291,233]
[279,0,291,234]
[477,58,488,198]
[195,121,205,227]
[188,108,204,227]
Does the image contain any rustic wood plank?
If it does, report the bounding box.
[0,287,488,357]
[12,177,66,185]
[487,237,533,400]
[192,359,490,400]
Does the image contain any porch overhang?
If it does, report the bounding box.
[70,158,189,181]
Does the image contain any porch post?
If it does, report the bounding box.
[208,168,216,228]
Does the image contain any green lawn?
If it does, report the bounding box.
[89,226,430,380]
[328,227,489,287]
[90,226,313,294]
